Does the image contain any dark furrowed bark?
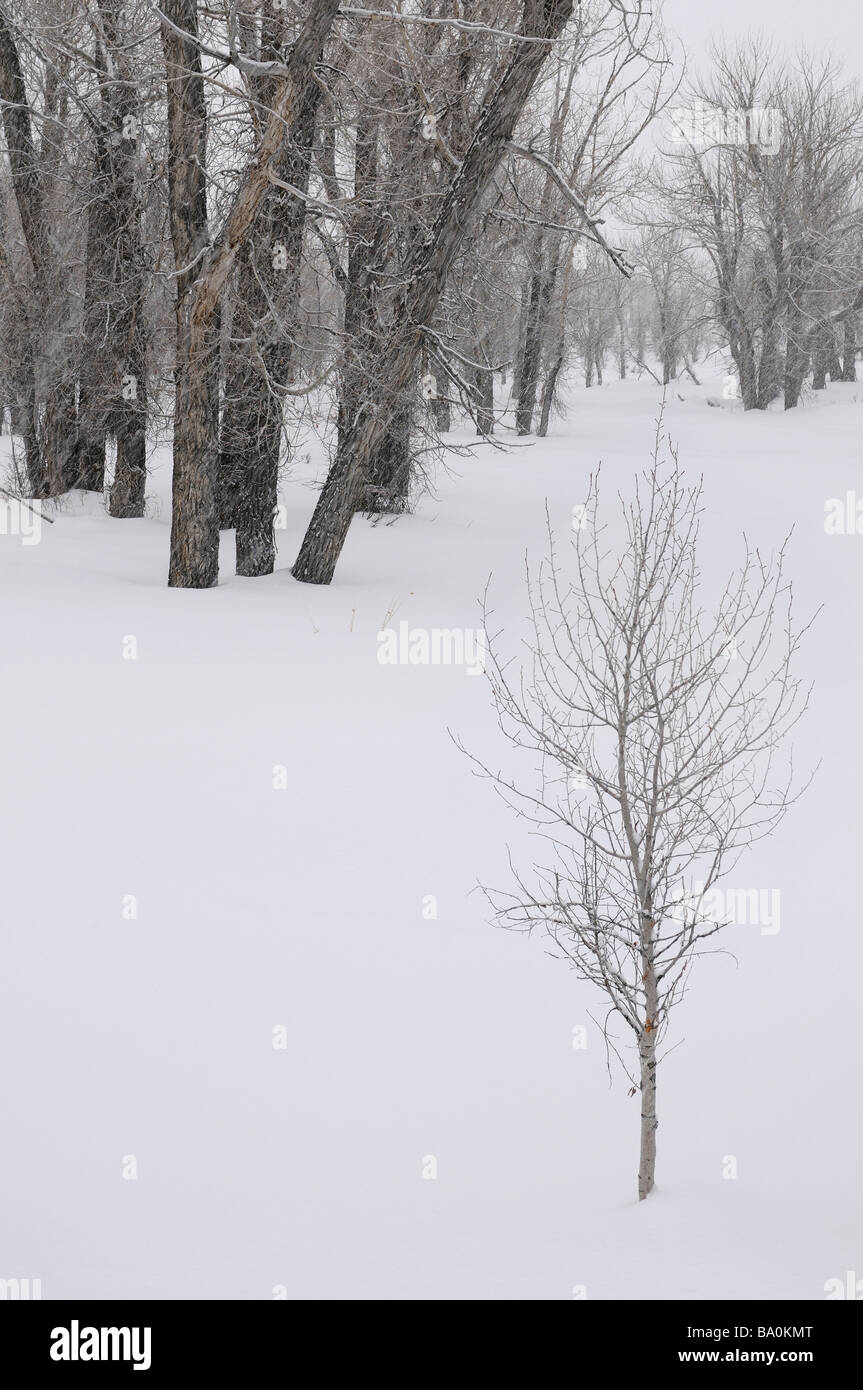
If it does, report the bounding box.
[164,0,340,587]
[220,75,322,575]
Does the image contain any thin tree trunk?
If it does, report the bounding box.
[811,317,832,391]
[840,310,858,381]
[475,364,495,435]
[430,388,451,433]
[638,913,659,1201]
[538,353,562,435]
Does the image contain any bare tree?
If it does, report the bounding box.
[467,432,813,1199]
[656,43,863,409]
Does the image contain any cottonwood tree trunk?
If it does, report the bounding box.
[77,126,112,493]
[37,54,80,493]
[515,260,555,433]
[293,0,576,585]
[429,361,452,432]
[163,0,340,587]
[731,330,759,410]
[339,102,416,515]
[538,256,569,437]
[363,400,412,513]
[474,343,495,437]
[811,317,833,391]
[756,318,782,409]
[783,258,812,409]
[354,86,432,515]
[220,25,322,575]
[99,0,150,518]
[162,0,218,585]
[0,9,56,494]
[338,109,380,459]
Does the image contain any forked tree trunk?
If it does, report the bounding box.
[220,20,323,574]
[292,0,576,586]
[163,0,340,587]
[515,263,555,434]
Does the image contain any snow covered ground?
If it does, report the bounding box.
[1,367,860,1299]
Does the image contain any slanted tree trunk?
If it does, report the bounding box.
[292,0,577,586]
[538,251,571,436]
[537,353,561,436]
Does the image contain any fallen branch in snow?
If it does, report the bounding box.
[0,487,55,522]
